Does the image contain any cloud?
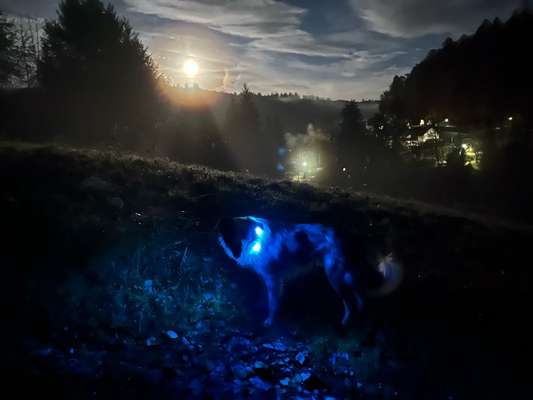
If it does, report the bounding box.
[3,0,517,99]
[351,0,519,38]
[287,50,407,75]
[122,0,352,58]
[123,0,305,39]
[0,0,57,17]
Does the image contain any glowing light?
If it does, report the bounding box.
[342,167,346,172]
[251,242,262,254]
[508,116,513,121]
[420,119,425,126]
[444,118,449,123]
[302,161,308,167]
[255,226,264,237]
[183,59,199,78]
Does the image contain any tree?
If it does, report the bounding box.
[12,17,42,87]
[0,13,42,88]
[336,101,398,188]
[239,83,260,135]
[380,75,408,119]
[336,101,368,182]
[337,101,365,157]
[339,101,365,137]
[0,11,16,86]
[223,84,263,172]
[379,9,533,127]
[38,0,160,144]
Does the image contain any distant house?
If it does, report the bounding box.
[399,123,483,168]
[418,128,439,143]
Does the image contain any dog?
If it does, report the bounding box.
[217,216,401,327]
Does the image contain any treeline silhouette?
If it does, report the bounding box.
[381,9,533,127]
[1,1,532,222]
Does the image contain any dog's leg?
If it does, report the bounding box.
[324,259,359,325]
[342,300,351,325]
[340,290,364,325]
[354,290,364,312]
[262,275,282,327]
[323,262,348,324]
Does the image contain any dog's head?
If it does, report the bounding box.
[218,216,270,264]
[217,216,269,263]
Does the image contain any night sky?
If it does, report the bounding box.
[0,0,520,99]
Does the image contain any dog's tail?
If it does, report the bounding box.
[367,253,403,297]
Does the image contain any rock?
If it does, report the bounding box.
[208,361,226,377]
[329,353,337,366]
[249,376,272,391]
[280,377,290,386]
[228,336,252,352]
[188,378,203,395]
[295,351,307,365]
[232,363,252,379]
[108,196,124,209]
[232,378,244,391]
[143,280,154,295]
[181,336,193,348]
[146,336,158,347]
[202,293,214,302]
[254,361,267,369]
[195,321,206,331]
[165,330,178,339]
[293,371,311,383]
[80,176,114,193]
[262,341,287,351]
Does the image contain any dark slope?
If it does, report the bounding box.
[1,143,531,399]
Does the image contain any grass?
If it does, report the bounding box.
[1,141,532,399]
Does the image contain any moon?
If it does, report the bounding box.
[183,59,199,78]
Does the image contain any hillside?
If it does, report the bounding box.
[380,9,533,125]
[2,142,531,399]
[160,86,378,135]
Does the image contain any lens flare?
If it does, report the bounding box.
[183,59,199,78]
